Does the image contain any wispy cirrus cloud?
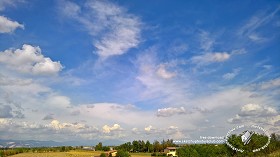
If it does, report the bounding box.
[191,49,246,66]
[0,15,24,33]
[199,31,215,52]
[238,6,280,42]
[60,0,141,59]
[0,0,25,11]
[223,68,241,80]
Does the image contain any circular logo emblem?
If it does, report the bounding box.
[225,125,271,153]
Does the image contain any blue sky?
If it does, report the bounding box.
[0,0,280,143]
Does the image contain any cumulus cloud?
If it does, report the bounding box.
[47,120,98,134]
[227,103,278,125]
[157,107,186,117]
[0,104,24,119]
[0,15,24,33]
[0,44,63,75]
[144,125,153,132]
[239,103,278,117]
[0,74,32,86]
[60,0,141,58]
[102,124,122,133]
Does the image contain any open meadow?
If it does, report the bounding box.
[10,150,102,157]
[9,151,152,157]
[8,150,280,157]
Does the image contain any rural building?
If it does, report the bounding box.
[105,150,117,157]
[82,146,95,151]
[164,147,177,157]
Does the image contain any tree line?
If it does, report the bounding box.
[1,133,280,157]
[0,146,75,157]
[115,139,176,153]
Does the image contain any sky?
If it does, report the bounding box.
[0,0,280,144]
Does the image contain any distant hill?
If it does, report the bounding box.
[0,139,123,148]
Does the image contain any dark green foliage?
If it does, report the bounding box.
[100,152,106,157]
[177,144,229,157]
[96,142,103,151]
[117,139,176,153]
[116,150,130,157]
[151,152,166,156]
[102,146,110,151]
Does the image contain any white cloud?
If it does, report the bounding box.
[156,64,176,79]
[259,77,280,90]
[0,73,32,86]
[191,49,246,66]
[239,103,278,117]
[102,124,122,133]
[46,95,71,109]
[61,0,141,58]
[199,31,215,52]
[191,52,230,65]
[144,125,153,132]
[157,107,186,117]
[245,77,280,91]
[248,33,265,42]
[0,44,63,75]
[238,6,280,41]
[48,120,89,131]
[135,52,192,106]
[223,68,241,80]
[0,0,24,11]
[32,58,63,75]
[0,15,24,33]
[227,103,278,127]
[131,127,139,134]
[227,114,242,124]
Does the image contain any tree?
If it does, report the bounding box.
[132,140,139,152]
[96,142,103,151]
[116,150,130,157]
[153,140,162,152]
[145,140,152,152]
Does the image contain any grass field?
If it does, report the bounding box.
[9,150,280,157]
[130,153,151,157]
[10,150,102,157]
[10,151,151,157]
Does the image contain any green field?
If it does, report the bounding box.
[10,150,102,157]
[8,150,280,157]
[9,151,151,157]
